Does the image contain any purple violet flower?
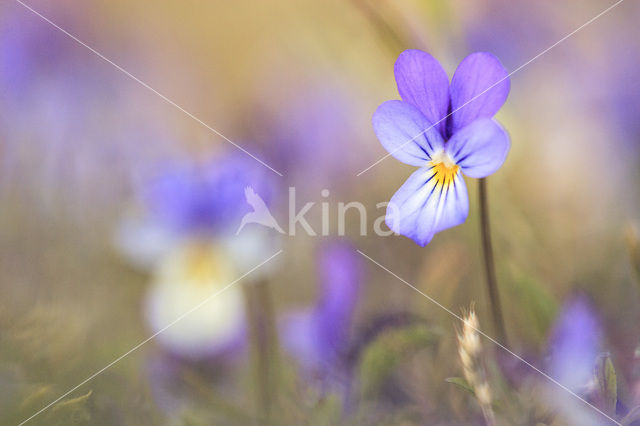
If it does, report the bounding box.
[281,241,362,382]
[548,296,602,393]
[372,50,511,246]
[141,152,277,238]
[121,152,280,360]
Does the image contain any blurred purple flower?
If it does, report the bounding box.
[548,296,602,393]
[373,50,510,246]
[266,83,360,188]
[605,48,640,153]
[464,3,554,69]
[121,153,281,361]
[0,10,117,120]
[141,152,277,237]
[281,241,362,383]
[0,9,72,100]
[0,9,149,212]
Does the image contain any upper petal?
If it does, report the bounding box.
[386,167,469,246]
[372,100,445,166]
[394,49,450,136]
[449,52,510,133]
[446,118,510,179]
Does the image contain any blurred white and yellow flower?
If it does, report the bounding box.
[114,152,281,359]
[144,241,245,359]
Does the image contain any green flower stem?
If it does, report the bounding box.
[244,280,278,424]
[478,178,507,344]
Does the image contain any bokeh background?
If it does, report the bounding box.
[1,0,640,424]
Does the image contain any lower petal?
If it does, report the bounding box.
[386,167,469,246]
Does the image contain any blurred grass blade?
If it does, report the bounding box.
[49,389,93,424]
[625,224,640,285]
[595,354,617,415]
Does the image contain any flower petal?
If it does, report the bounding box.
[449,52,510,133]
[372,100,445,166]
[386,167,469,246]
[317,241,361,324]
[548,296,601,393]
[315,241,361,354]
[279,241,361,374]
[394,49,450,136]
[280,309,320,368]
[446,119,510,178]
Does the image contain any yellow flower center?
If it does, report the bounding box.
[156,241,234,289]
[184,244,225,283]
[429,151,459,187]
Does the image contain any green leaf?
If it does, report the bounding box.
[445,377,475,396]
[595,354,617,415]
